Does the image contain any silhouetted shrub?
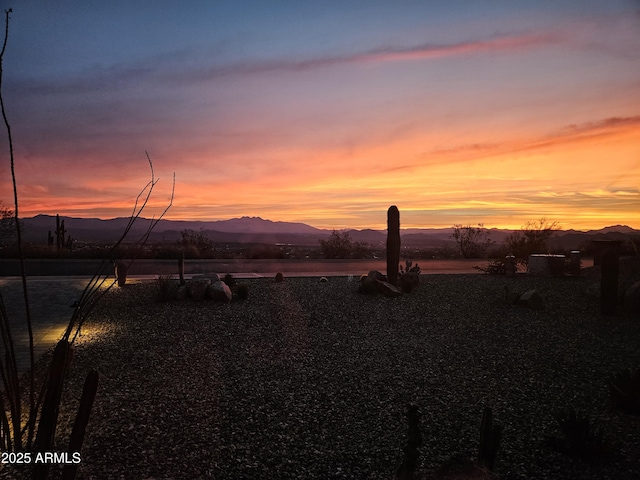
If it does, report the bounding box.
[319,230,369,259]
[235,283,249,300]
[474,258,507,274]
[156,274,176,302]
[503,218,560,266]
[546,407,607,457]
[179,229,217,258]
[451,223,494,259]
[275,272,284,283]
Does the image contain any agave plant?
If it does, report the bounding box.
[547,407,607,457]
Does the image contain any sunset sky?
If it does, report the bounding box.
[1,1,639,230]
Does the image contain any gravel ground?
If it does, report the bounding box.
[2,272,640,479]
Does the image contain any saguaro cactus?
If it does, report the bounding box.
[178,252,185,286]
[387,206,401,286]
[478,406,502,470]
[601,248,619,316]
[62,370,99,480]
[55,214,60,249]
[396,404,423,480]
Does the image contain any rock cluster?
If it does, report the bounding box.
[503,286,544,310]
[173,274,234,302]
[359,270,403,297]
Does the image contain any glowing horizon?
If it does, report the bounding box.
[2,2,639,231]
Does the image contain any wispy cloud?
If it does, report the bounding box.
[418,115,640,165]
[11,30,564,96]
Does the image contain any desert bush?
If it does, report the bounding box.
[474,258,507,275]
[156,274,176,302]
[179,229,216,257]
[504,218,559,265]
[235,283,249,300]
[546,407,607,457]
[451,223,494,259]
[320,230,369,259]
[275,272,284,283]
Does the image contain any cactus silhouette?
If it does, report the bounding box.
[387,206,400,286]
[478,406,502,470]
[61,370,99,479]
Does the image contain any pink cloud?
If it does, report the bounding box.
[355,32,564,64]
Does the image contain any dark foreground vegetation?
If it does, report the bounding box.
[2,269,639,479]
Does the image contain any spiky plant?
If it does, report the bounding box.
[547,407,607,457]
[156,274,176,302]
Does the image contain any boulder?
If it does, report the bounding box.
[517,289,544,310]
[208,280,232,302]
[319,277,328,283]
[503,285,520,305]
[377,280,403,297]
[187,277,211,301]
[358,270,400,296]
[207,273,221,283]
[623,280,640,320]
[368,270,387,281]
[359,271,382,294]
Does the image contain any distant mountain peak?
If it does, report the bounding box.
[598,224,635,233]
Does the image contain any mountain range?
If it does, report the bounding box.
[18,215,640,250]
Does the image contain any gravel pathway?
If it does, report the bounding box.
[1,273,639,479]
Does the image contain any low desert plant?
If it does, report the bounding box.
[156,274,176,302]
[546,407,607,457]
[609,367,640,414]
[275,272,284,283]
[474,258,507,275]
[234,283,249,300]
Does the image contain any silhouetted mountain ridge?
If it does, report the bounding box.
[18,215,640,248]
